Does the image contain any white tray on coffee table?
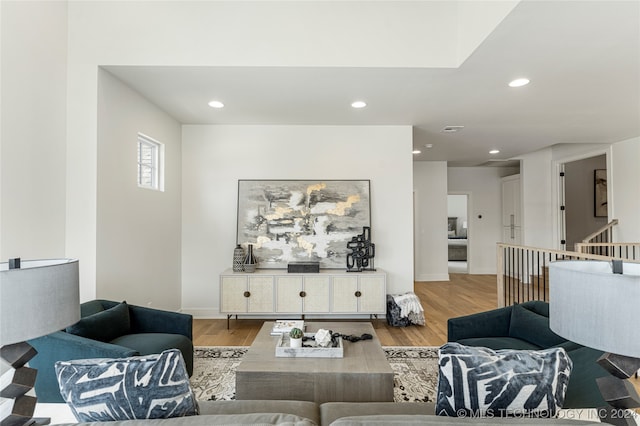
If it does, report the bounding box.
[275,333,343,358]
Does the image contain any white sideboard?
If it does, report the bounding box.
[220,268,386,327]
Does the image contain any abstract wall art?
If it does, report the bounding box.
[236,180,371,269]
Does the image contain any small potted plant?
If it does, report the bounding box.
[289,327,303,348]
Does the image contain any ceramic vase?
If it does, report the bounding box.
[243,243,257,273]
[232,244,245,272]
[289,337,302,348]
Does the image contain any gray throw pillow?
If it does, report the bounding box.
[55,349,198,422]
[436,343,572,418]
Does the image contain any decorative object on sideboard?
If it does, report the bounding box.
[232,244,245,272]
[243,244,257,273]
[287,261,320,273]
[0,258,80,426]
[237,180,371,269]
[346,226,376,272]
[550,260,640,425]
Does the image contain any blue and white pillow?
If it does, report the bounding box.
[436,343,572,418]
[55,349,198,422]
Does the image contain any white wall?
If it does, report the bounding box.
[413,162,448,281]
[448,167,517,274]
[96,69,182,309]
[62,0,508,298]
[0,1,67,261]
[182,125,413,317]
[611,137,640,242]
[520,148,554,249]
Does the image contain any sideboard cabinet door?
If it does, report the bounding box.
[247,276,275,313]
[275,276,303,313]
[358,274,386,313]
[331,275,359,313]
[220,275,248,313]
[302,275,331,313]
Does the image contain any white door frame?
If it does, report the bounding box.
[551,147,611,250]
[447,192,472,274]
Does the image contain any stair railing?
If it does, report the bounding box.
[496,243,640,308]
[574,242,640,260]
[581,218,618,244]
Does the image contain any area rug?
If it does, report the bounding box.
[190,346,439,403]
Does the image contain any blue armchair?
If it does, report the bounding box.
[447,301,607,408]
[28,299,193,403]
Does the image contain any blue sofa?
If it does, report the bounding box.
[29,299,193,403]
[447,301,608,409]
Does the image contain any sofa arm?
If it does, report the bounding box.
[447,305,513,341]
[28,331,138,403]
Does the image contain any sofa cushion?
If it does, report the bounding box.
[55,349,198,422]
[320,402,435,426]
[110,333,194,376]
[520,300,550,317]
[328,415,598,425]
[509,304,566,348]
[436,343,572,418]
[199,400,320,425]
[80,299,106,317]
[67,301,130,342]
[456,337,541,351]
[55,413,317,426]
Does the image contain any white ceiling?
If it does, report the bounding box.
[105,0,640,167]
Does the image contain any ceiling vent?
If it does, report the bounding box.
[441,125,464,133]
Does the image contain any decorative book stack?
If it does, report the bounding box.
[270,320,305,336]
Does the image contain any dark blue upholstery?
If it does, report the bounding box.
[28,299,193,403]
[447,301,608,409]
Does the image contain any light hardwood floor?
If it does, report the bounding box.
[193,273,497,347]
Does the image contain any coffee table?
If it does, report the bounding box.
[235,321,394,403]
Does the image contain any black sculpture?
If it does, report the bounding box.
[346,226,376,272]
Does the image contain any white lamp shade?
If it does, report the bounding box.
[549,260,640,358]
[0,258,80,345]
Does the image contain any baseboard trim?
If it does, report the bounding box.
[468,267,496,275]
[414,273,450,282]
[182,308,223,319]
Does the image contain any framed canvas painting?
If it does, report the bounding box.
[236,180,371,269]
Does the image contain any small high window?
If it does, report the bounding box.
[137,133,164,191]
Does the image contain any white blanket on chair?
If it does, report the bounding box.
[392,292,425,325]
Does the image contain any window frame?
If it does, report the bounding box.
[137,133,164,191]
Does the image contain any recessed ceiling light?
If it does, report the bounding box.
[489,149,500,154]
[441,126,464,133]
[508,78,530,88]
[412,150,421,155]
[351,101,367,109]
[208,100,225,108]
[424,144,433,149]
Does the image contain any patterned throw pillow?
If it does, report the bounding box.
[436,343,572,418]
[55,349,198,422]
